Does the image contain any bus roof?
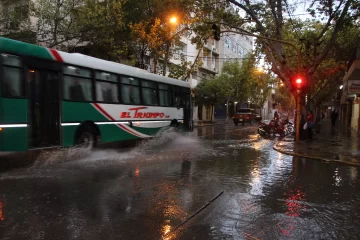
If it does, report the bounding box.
[0,37,190,88]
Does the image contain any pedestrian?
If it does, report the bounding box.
[300,113,306,140]
[307,110,314,139]
[274,111,279,122]
[331,110,338,127]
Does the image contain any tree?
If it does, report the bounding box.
[193,77,225,121]
[225,0,358,90]
[31,0,86,49]
[248,72,272,115]
[0,2,35,43]
[193,57,272,121]
[125,0,196,73]
[168,54,203,80]
[273,85,296,114]
[78,0,127,60]
[130,18,172,74]
[215,59,251,119]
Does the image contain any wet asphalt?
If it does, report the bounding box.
[0,124,360,240]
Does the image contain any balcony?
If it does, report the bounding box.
[199,64,218,74]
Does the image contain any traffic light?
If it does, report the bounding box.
[292,75,306,91]
[212,24,221,41]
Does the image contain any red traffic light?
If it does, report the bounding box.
[296,78,302,84]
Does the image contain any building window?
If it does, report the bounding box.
[232,43,237,53]
[5,4,29,29]
[225,37,231,49]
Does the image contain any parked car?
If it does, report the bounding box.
[232,108,259,126]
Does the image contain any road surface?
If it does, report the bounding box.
[0,124,359,239]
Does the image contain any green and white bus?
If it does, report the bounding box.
[0,37,193,152]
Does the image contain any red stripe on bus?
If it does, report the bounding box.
[128,106,147,111]
[50,49,63,62]
[92,103,143,138]
[93,103,114,121]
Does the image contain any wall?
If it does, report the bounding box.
[351,103,359,131]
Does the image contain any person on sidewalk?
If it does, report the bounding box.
[331,110,338,127]
[307,110,314,139]
[274,111,279,122]
[300,113,306,140]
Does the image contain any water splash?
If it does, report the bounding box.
[32,147,92,168]
[29,128,210,168]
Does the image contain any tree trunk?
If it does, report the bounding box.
[163,43,170,76]
[226,97,230,121]
[153,56,157,74]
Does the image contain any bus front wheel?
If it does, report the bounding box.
[75,126,97,149]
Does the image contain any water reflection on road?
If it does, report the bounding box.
[0,124,359,239]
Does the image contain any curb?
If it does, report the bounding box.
[273,141,360,167]
[194,122,229,128]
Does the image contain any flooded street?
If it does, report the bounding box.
[0,124,360,239]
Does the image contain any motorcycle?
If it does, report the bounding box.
[280,118,294,134]
[258,120,286,137]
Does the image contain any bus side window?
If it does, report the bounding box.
[174,87,182,108]
[141,80,158,106]
[64,77,92,101]
[63,65,92,102]
[95,71,119,103]
[159,84,172,106]
[120,76,141,105]
[1,54,24,97]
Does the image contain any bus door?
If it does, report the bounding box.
[26,59,61,148]
[183,90,193,132]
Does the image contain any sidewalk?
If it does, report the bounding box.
[273,119,360,167]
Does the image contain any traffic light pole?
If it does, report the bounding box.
[296,91,301,142]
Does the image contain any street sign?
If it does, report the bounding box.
[348,80,360,94]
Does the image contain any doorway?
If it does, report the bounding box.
[28,69,60,148]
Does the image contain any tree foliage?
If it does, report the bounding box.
[273,85,296,113]
[194,55,273,118]
[168,54,202,80]
[77,0,126,59]
[31,0,85,49]
[204,0,360,96]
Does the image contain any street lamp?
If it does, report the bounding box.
[257,67,264,73]
[169,17,177,24]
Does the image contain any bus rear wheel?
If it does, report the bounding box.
[75,127,97,149]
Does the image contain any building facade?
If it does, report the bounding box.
[163,27,254,122]
[340,43,360,132]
